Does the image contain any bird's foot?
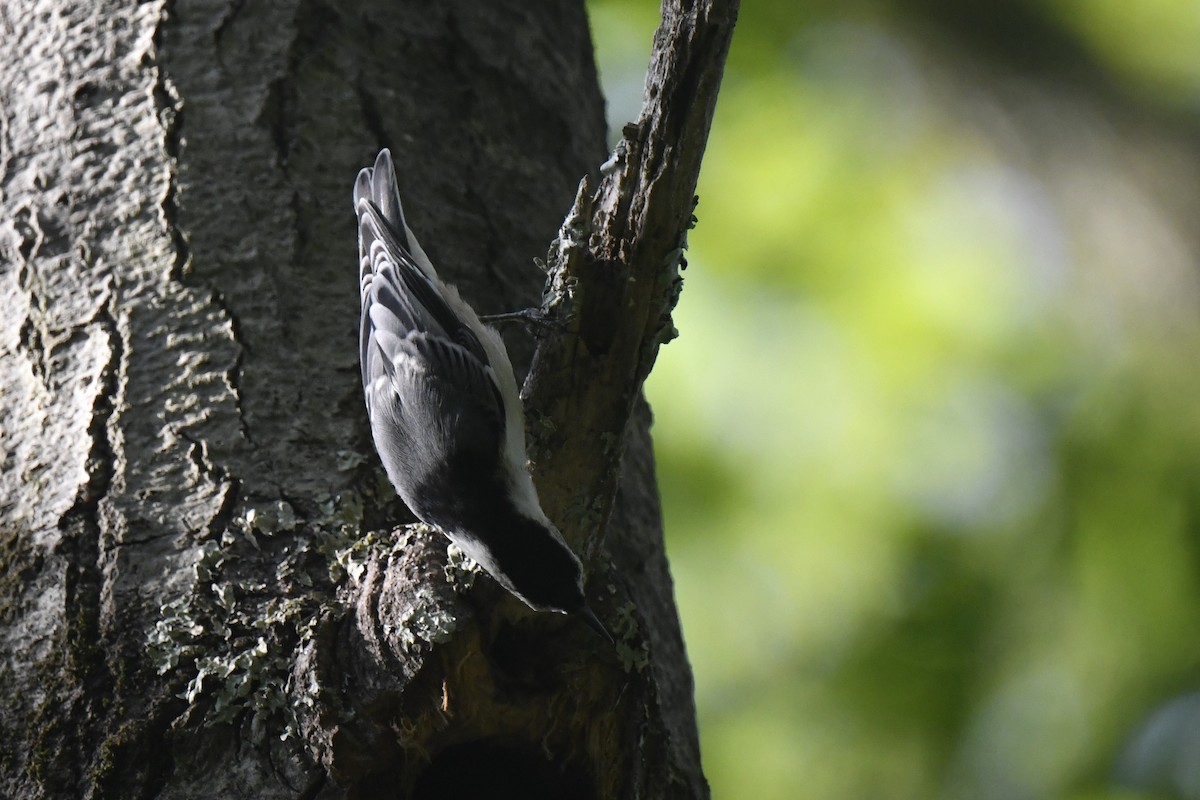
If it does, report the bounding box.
[480,308,563,331]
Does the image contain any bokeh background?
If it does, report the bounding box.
[587,1,1200,798]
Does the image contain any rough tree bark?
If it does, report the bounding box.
[0,0,736,797]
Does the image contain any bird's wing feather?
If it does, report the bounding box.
[363,336,504,520]
[355,153,505,436]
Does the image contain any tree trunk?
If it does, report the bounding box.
[0,0,734,797]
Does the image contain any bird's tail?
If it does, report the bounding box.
[353,148,436,279]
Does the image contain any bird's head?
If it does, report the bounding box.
[468,514,613,643]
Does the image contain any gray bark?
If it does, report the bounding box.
[0,0,734,797]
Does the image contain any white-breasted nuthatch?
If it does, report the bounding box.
[354,149,610,642]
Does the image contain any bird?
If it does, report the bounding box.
[354,148,611,643]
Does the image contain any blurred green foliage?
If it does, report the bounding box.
[588,1,1200,798]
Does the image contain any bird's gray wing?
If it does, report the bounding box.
[359,242,503,415]
[354,150,496,385]
[354,151,504,444]
[364,328,506,513]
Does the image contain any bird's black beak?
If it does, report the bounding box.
[577,603,614,645]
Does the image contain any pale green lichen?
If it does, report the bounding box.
[244,499,298,534]
[147,478,471,739]
[147,596,205,673]
[327,527,387,586]
[192,539,224,583]
[444,540,480,596]
[231,499,299,551]
[148,557,321,740]
[212,582,236,613]
[396,588,460,647]
[318,489,365,530]
[335,449,367,471]
[146,487,369,739]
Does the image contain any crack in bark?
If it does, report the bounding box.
[205,476,242,542]
[207,286,254,443]
[264,0,331,174]
[151,5,190,283]
[16,316,48,387]
[12,203,44,278]
[47,295,122,795]
[64,298,121,522]
[178,427,242,541]
[261,77,291,170]
[0,98,12,194]
[154,5,257,463]
[11,206,46,391]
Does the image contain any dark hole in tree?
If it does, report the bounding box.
[412,738,597,800]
